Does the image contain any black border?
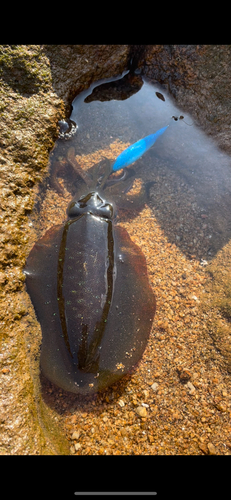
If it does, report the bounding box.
[1,455,228,499]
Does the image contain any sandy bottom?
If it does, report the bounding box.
[29,141,231,455]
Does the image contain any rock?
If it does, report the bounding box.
[75,443,82,451]
[208,442,217,455]
[198,443,208,454]
[136,406,147,418]
[177,368,192,383]
[44,45,132,116]
[118,400,125,407]
[216,402,226,412]
[144,45,231,155]
[0,45,70,456]
[151,383,159,392]
[71,430,80,440]
[143,389,149,400]
[186,382,196,395]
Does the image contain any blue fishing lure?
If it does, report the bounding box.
[112,125,169,172]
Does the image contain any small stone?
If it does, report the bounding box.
[172,412,180,420]
[198,443,208,454]
[2,368,10,374]
[143,390,149,400]
[118,399,125,407]
[178,368,191,382]
[191,295,199,302]
[136,406,147,417]
[71,430,80,440]
[151,382,159,392]
[103,416,108,423]
[75,443,81,451]
[216,402,226,412]
[187,381,196,394]
[70,446,75,454]
[208,442,216,455]
[70,415,77,424]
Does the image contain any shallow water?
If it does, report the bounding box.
[24,70,231,455]
[50,71,231,260]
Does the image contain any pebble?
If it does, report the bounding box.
[136,406,147,418]
[71,430,80,440]
[2,368,10,374]
[151,383,159,392]
[143,390,149,400]
[207,442,217,455]
[118,399,125,407]
[186,382,196,395]
[75,443,82,451]
[198,443,208,454]
[216,402,226,412]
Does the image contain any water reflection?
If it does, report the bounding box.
[50,71,231,261]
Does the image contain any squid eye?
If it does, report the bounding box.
[67,201,83,217]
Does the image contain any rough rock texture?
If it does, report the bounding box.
[0,44,131,454]
[43,44,133,115]
[1,44,231,455]
[143,45,231,154]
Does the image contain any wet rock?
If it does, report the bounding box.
[216,402,227,412]
[71,430,80,440]
[207,442,217,455]
[136,406,147,418]
[0,44,133,455]
[198,442,208,454]
[186,382,196,395]
[144,45,231,155]
[143,390,149,400]
[43,45,132,116]
[118,400,125,407]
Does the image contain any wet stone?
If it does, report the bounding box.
[71,430,80,440]
[207,442,217,455]
[136,406,147,418]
